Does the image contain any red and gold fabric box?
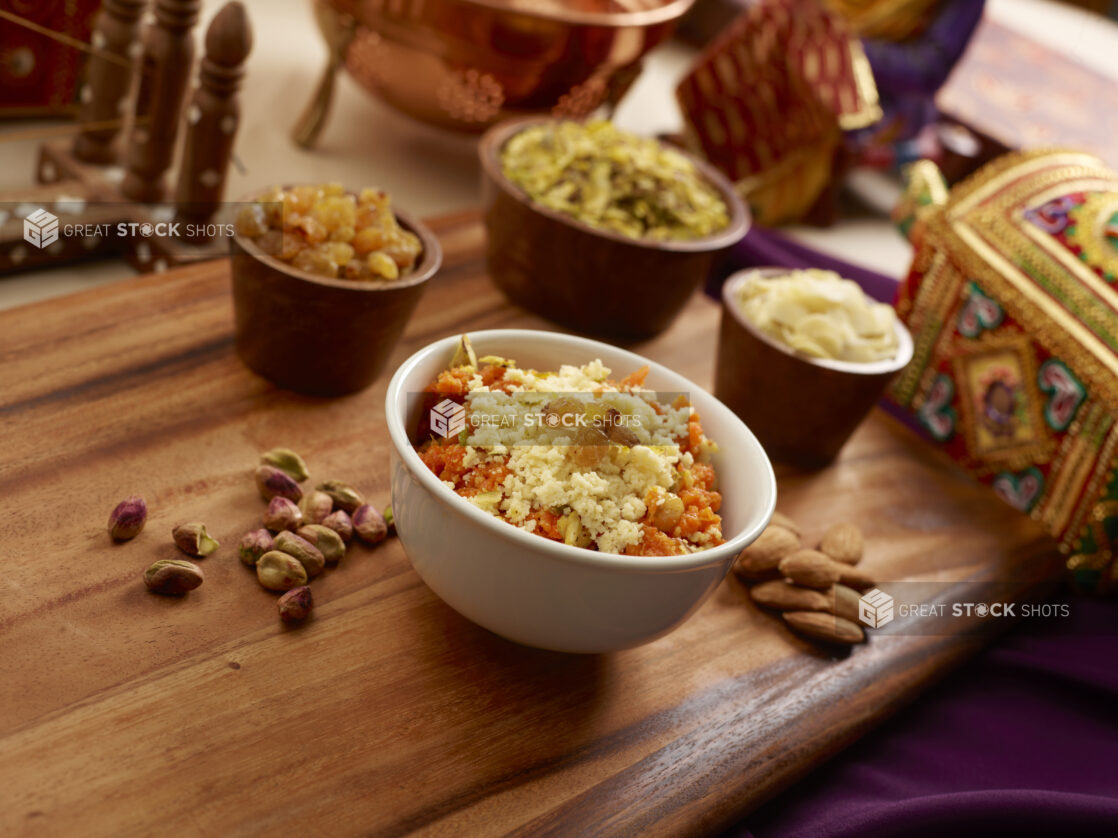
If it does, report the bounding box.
[1,0,100,117]
[888,150,1118,594]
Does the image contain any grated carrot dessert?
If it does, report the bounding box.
[416,344,723,556]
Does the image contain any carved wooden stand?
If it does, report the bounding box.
[0,0,251,278]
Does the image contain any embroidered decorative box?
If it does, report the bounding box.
[888,150,1118,594]
[0,1,99,117]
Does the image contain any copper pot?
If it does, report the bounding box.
[295,0,695,143]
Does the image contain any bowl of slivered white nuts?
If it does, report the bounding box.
[715,268,913,468]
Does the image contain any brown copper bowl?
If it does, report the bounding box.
[479,117,750,339]
[322,0,695,133]
[231,194,441,396]
[715,268,913,468]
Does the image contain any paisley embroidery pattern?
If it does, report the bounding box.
[957,281,1003,338]
[1037,358,1086,431]
[917,374,956,441]
[1024,195,1078,234]
[993,467,1044,513]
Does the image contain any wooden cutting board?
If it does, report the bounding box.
[0,211,1060,837]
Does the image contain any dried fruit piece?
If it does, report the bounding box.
[256,465,303,503]
[322,509,353,544]
[278,586,314,624]
[109,496,147,541]
[830,584,862,623]
[782,611,865,645]
[301,490,333,525]
[240,184,420,281]
[650,494,684,533]
[819,522,864,565]
[144,559,204,595]
[383,505,395,535]
[172,522,220,558]
[256,551,308,591]
[263,496,303,533]
[296,524,346,564]
[778,549,842,589]
[732,526,801,579]
[260,447,310,482]
[238,528,274,567]
[352,504,387,545]
[316,480,363,513]
[273,531,325,578]
[749,580,831,612]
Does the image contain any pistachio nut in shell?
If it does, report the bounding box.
[172,522,220,557]
[108,496,147,541]
[300,490,333,525]
[238,528,274,566]
[316,480,363,513]
[278,586,314,624]
[256,551,308,591]
[352,504,388,545]
[296,524,346,563]
[255,465,303,503]
[383,504,395,535]
[144,559,204,595]
[264,496,303,533]
[321,509,353,544]
[273,530,325,578]
[259,447,309,482]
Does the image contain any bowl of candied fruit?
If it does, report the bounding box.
[231,183,442,395]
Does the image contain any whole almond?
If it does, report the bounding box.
[733,526,801,579]
[750,580,830,612]
[778,549,841,589]
[829,584,862,623]
[783,611,865,645]
[819,522,864,564]
[770,511,802,537]
[836,563,876,590]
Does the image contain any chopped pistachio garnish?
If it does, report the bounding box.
[500,120,730,241]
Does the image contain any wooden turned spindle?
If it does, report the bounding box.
[72,0,148,165]
[174,2,252,242]
[121,0,202,203]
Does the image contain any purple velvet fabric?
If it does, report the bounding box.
[860,0,987,98]
[714,229,1118,837]
[706,226,902,304]
[860,0,986,142]
[725,595,1118,838]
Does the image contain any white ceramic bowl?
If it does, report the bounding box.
[385,329,777,653]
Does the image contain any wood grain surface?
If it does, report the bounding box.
[0,211,1062,838]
